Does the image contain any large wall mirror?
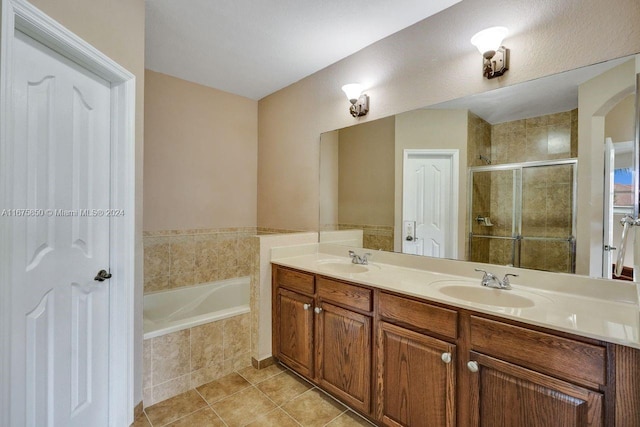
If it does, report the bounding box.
[320,53,640,281]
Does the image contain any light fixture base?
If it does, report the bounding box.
[483,46,509,79]
[349,94,369,117]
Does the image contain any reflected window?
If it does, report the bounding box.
[614,168,634,213]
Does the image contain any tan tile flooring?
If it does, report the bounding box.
[133,364,374,427]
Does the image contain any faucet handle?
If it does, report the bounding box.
[474,268,490,277]
[502,273,519,286]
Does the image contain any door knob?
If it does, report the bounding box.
[314,307,323,314]
[303,303,311,310]
[441,352,452,364]
[94,269,112,281]
[467,361,479,373]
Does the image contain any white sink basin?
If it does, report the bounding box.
[316,259,378,274]
[429,280,551,308]
[437,285,535,308]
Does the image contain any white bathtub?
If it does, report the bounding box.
[143,276,250,339]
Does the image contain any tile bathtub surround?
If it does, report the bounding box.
[137,365,374,427]
[143,313,251,407]
[144,228,319,404]
[143,227,301,294]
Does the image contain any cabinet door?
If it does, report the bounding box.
[468,352,604,427]
[316,302,372,414]
[276,288,314,378]
[377,322,456,427]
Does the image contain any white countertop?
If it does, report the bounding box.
[271,245,640,349]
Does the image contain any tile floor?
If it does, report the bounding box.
[133,363,374,427]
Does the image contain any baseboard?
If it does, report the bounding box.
[251,356,275,369]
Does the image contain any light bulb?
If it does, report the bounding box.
[471,27,508,57]
[341,83,363,103]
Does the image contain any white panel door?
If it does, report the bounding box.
[9,30,112,427]
[603,138,615,279]
[402,154,453,258]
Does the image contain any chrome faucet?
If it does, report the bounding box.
[349,250,372,265]
[474,268,518,290]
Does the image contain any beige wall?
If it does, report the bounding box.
[394,109,468,256]
[144,70,258,231]
[605,94,636,143]
[27,0,146,411]
[338,117,395,227]
[319,130,339,228]
[605,94,636,270]
[578,59,637,276]
[257,0,640,232]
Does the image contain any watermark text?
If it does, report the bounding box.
[1,209,125,217]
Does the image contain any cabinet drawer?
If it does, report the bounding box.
[317,277,372,312]
[470,316,606,387]
[378,292,457,339]
[276,267,315,295]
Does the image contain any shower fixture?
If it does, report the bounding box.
[479,154,492,164]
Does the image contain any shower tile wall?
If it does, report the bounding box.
[468,113,492,261]
[468,110,577,273]
[468,113,492,167]
[520,165,574,272]
[490,109,578,164]
[488,170,516,267]
[143,227,296,294]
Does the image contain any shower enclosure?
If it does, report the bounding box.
[468,159,577,273]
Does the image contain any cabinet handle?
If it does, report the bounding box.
[314,307,323,314]
[303,303,311,310]
[467,361,479,373]
[441,352,452,364]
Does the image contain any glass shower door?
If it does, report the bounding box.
[469,168,519,266]
[520,163,576,273]
[469,159,577,273]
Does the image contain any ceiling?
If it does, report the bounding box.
[145,0,462,100]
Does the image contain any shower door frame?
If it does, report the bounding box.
[468,158,578,272]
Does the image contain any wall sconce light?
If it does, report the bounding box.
[341,83,369,117]
[471,26,509,79]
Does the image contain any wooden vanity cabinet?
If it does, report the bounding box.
[376,292,458,427]
[465,315,607,427]
[273,267,373,415]
[316,277,373,413]
[273,267,316,377]
[316,299,372,413]
[272,264,640,427]
[276,287,314,377]
[467,352,604,426]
